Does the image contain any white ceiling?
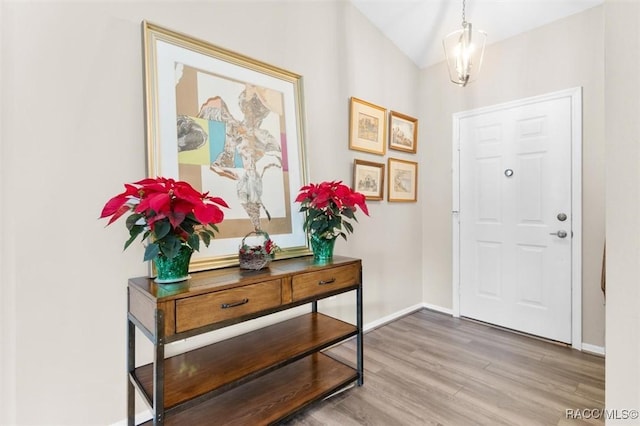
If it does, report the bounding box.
[350,0,604,69]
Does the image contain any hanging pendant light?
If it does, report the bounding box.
[442,0,487,87]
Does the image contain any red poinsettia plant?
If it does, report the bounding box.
[100,177,228,261]
[295,181,369,240]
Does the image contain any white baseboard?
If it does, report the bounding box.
[363,303,424,332]
[421,303,453,316]
[582,343,605,356]
[360,302,453,333]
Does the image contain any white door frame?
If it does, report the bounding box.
[451,87,583,350]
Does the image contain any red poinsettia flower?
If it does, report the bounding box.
[100,177,228,261]
[295,181,369,240]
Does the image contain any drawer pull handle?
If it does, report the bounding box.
[221,298,249,309]
[318,278,336,285]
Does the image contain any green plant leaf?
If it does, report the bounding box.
[160,235,182,259]
[124,225,144,250]
[343,221,354,234]
[181,220,195,235]
[342,208,355,219]
[125,213,144,231]
[188,234,200,251]
[154,219,171,240]
[200,231,211,247]
[144,243,159,261]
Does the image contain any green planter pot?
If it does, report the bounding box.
[154,245,193,283]
[310,234,336,263]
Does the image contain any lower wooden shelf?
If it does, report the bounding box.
[133,313,357,410]
[142,352,357,426]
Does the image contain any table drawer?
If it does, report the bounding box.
[175,279,282,332]
[292,264,360,301]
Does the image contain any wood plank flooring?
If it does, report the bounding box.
[283,309,605,426]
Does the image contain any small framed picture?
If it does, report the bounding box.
[353,159,385,201]
[389,111,418,154]
[388,158,418,202]
[349,97,387,156]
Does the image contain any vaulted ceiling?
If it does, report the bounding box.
[350,0,604,68]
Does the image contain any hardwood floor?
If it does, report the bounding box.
[283,309,605,426]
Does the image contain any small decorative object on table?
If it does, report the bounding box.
[239,229,280,270]
[296,181,369,263]
[100,177,228,283]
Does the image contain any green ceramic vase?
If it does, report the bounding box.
[154,245,193,283]
[310,234,336,263]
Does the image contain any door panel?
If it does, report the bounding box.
[476,241,502,298]
[459,97,572,343]
[477,158,502,222]
[516,244,544,306]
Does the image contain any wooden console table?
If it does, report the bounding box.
[127,255,363,425]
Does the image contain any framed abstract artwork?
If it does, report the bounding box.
[389,111,418,153]
[349,97,387,155]
[142,21,311,271]
[353,159,385,201]
[387,158,418,202]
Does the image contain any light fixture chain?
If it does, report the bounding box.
[462,0,466,26]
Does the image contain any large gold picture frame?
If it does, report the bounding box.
[142,21,311,271]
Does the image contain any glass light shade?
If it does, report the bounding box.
[443,22,487,87]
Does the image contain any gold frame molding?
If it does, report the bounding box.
[142,21,311,271]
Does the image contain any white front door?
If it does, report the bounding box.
[458,95,574,343]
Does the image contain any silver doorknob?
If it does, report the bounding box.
[550,230,568,238]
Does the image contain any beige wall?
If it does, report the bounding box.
[0,2,622,425]
[604,0,640,421]
[0,0,8,422]
[0,1,421,424]
[419,6,606,348]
